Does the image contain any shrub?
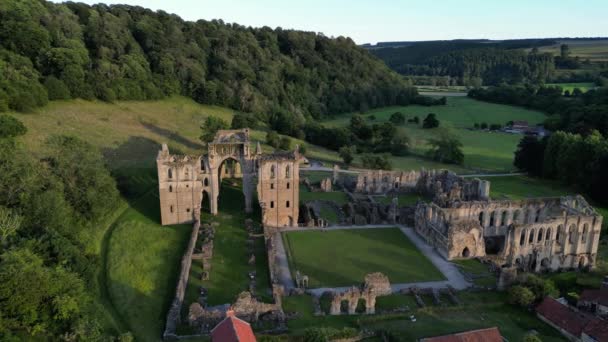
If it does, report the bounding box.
[44,76,71,100]
[0,115,27,138]
[422,113,439,129]
[266,130,280,148]
[389,112,406,125]
[361,154,391,170]
[508,285,535,307]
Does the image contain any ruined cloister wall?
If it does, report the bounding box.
[257,154,303,228]
[415,195,603,271]
[354,169,490,205]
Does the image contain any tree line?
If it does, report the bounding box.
[0,115,130,340]
[469,85,608,136]
[371,39,558,86]
[514,131,608,206]
[0,0,419,124]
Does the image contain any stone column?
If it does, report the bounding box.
[243,172,254,213]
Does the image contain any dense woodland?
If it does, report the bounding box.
[0,0,421,127]
[0,115,126,340]
[371,40,558,86]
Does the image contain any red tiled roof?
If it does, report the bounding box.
[579,288,608,307]
[211,310,256,342]
[420,327,502,342]
[536,297,594,337]
[583,317,608,342]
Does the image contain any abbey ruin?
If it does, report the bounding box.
[156,129,304,228]
[353,169,602,272]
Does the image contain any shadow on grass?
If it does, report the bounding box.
[141,121,204,151]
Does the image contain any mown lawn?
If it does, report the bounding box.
[282,228,444,287]
[324,97,546,172]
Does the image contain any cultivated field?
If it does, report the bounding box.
[535,39,608,62]
[282,228,444,287]
[323,97,546,172]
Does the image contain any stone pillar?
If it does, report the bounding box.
[348,297,358,315]
[330,295,341,315]
[243,172,254,213]
[332,164,340,184]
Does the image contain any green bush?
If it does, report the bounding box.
[508,285,535,307]
[0,115,27,138]
[44,76,71,100]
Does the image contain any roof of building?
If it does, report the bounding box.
[210,310,256,342]
[512,120,529,126]
[536,297,595,338]
[419,327,502,342]
[579,288,608,307]
[583,317,608,341]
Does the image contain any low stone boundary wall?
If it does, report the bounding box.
[163,219,201,340]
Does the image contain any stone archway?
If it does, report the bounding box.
[462,247,470,257]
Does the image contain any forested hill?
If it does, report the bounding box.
[0,0,417,119]
[370,40,557,85]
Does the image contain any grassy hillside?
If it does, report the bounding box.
[10,96,341,168]
[324,97,546,172]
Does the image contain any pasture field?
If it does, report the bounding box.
[535,39,608,62]
[546,82,597,93]
[282,228,444,287]
[324,97,546,172]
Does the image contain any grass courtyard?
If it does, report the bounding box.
[282,228,444,288]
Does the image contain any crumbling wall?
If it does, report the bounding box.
[163,219,201,340]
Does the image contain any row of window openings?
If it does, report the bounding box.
[167,163,291,180]
[168,179,210,193]
[519,226,590,246]
[269,201,289,208]
[169,206,191,213]
[270,182,289,189]
[479,209,542,227]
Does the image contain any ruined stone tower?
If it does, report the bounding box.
[256,148,305,228]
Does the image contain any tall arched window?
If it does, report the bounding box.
[200,159,205,171]
[478,212,484,227]
[556,225,563,244]
[535,208,542,223]
[168,168,173,179]
[204,178,209,186]
[538,228,543,242]
[489,211,495,227]
[169,185,173,192]
[501,211,508,226]
[569,224,577,244]
[546,228,551,240]
[529,229,535,243]
[582,224,589,243]
[270,165,275,179]
[520,231,526,246]
[285,165,291,179]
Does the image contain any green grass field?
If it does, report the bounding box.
[324,97,546,172]
[546,82,597,93]
[282,228,444,287]
[105,170,192,341]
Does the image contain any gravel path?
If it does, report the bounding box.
[274,224,471,294]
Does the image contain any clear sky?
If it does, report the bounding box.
[51,0,608,44]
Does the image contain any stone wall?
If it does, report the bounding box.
[163,219,201,340]
[328,273,391,315]
[415,195,603,272]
